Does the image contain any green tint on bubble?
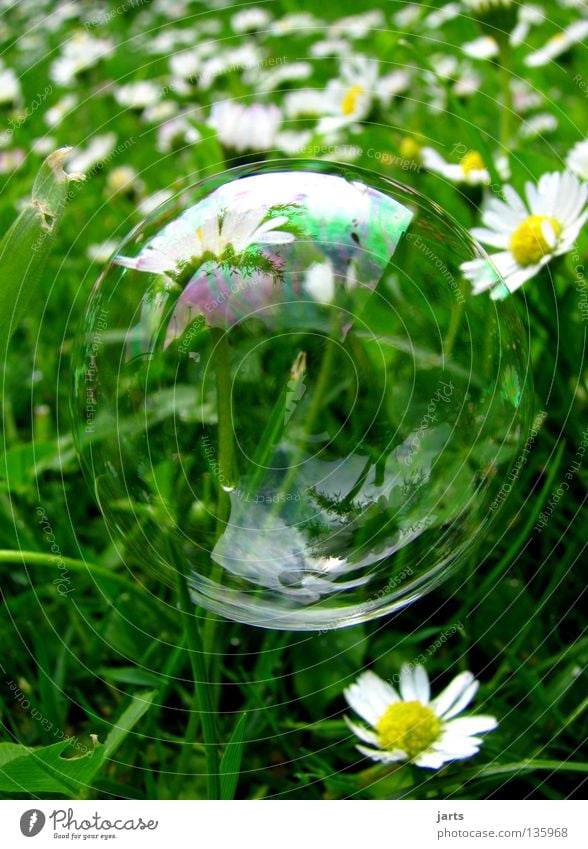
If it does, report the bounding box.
[71,161,533,630]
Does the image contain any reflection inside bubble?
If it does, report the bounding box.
[72,162,532,629]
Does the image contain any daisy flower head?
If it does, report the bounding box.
[461,35,500,60]
[422,146,490,186]
[207,101,282,153]
[461,171,588,299]
[317,54,379,133]
[115,205,295,278]
[525,20,588,67]
[344,665,497,768]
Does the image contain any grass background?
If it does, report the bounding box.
[0,0,586,799]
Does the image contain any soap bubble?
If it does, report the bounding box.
[71,161,532,630]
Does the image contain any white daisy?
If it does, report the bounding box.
[44,93,78,128]
[393,4,424,29]
[284,89,330,119]
[274,129,313,155]
[566,140,588,180]
[518,112,558,138]
[198,43,262,90]
[137,189,174,217]
[309,38,352,59]
[509,4,545,48]
[461,35,500,60]
[156,114,201,154]
[317,54,379,133]
[344,665,497,768]
[423,2,461,29]
[269,12,323,36]
[461,171,588,299]
[208,101,282,152]
[115,207,295,277]
[50,32,113,86]
[231,7,271,33]
[524,20,588,67]
[422,147,490,186]
[510,79,543,114]
[106,165,142,196]
[65,133,117,175]
[0,148,24,174]
[87,240,118,263]
[0,66,21,105]
[327,10,385,39]
[246,61,312,93]
[114,81,161,111]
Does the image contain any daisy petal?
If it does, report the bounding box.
[431,671,475,717]
[356,745,406,764]
[344,671,399,726]
[442,679,479,719]
[413,665,430,704]
[413,751,448,769]
[344,715,380,746]
[443,715,498,735]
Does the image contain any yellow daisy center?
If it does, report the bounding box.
[509,215,562,266]
[341,85,364,116]
[460,151,485,175]
[376,701,442,759]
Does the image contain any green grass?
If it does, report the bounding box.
[0,0,586,799]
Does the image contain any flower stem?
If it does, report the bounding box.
[498,43,513,151]
[210,326,234,527]
[202,327,234,682]
[171,541,220,800]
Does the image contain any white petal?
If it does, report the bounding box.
[431,671,475,717]
[344,715,380,746]
[257,230,296,245]
[413,751,449,769]
[344,671,399,726]
[434,742,480,760]
[443,715,498,735]
[497,263,540,295]
[356,744,406,764]
[470,227,509,249]
[413,665,430,704]
[442,680,479,719]
[399,664,418,701]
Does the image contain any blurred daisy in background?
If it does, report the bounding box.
[317,54,379,133]
[510,4,545,47]
[344,665,497,768]
[0,63,21,106]
[566,139,588,180]
[65,133,117,174]
[231,6,272,34]
[518,112,558,138]
[422,146,491,185]
[50,31,113,86]
[207,101,282,153]
[156,114,201,154]
[114,81,161,112]
[462,35,499,60]
[524,19,588,66]
[44,93,78,128]
[461,171,588,298]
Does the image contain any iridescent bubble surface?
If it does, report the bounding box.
[71,162,532,629]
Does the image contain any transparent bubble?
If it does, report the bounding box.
[71,161,532,630]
